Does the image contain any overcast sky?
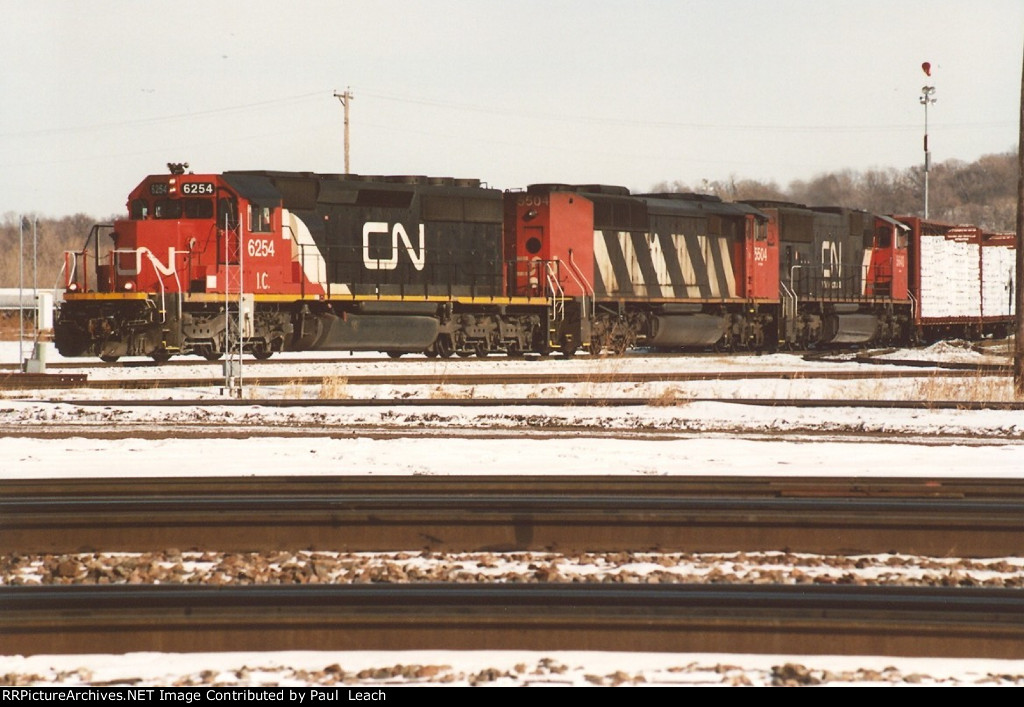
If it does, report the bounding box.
[1,0,1022,217]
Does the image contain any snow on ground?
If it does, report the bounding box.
[8,550,1023,588]
[1,341,1022,479]
[1,428,1022,479]
[4,650,1023,687]
[3,340,1023,686]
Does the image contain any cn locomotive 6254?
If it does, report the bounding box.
[54,168,1015,362]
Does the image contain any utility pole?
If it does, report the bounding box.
[18,217,24,365]
[1014,42,1024,396]
[334,88,353,174]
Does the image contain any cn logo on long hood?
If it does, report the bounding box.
[362,222,426,271]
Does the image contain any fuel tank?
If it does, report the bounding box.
[823,313,878,344]
[648,314,728,348]
[312,313,439,352]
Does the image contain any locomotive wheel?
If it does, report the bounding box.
[424,347,439,358]
[150,350,172,364]
[387,351,404,359]
[99,355,120,363]
[435,337,454,359]
[475,344,489,358]
[252,347,274,360]
[203,352,223,361]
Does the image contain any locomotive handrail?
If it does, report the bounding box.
[62,251,80,291]
[780,279,798,324]
[54,260,69,294]
[566,249,595,318]
[282,224,304,299]
[111,247,183,324]
[545,261,564,321]
[788,265,802,296]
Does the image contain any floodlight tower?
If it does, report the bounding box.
[920,84,936,218]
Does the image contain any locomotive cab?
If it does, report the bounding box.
[864,215,909,300]
[504,185,596,299]
[57,168,322,361]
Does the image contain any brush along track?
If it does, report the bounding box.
[3,476,1021,557]
[4,583,1023,658]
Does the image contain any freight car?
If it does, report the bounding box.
[53,167,1011,362]
[893,216,1016,340]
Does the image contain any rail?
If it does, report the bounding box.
[0,366,1013,391]
[4,475,1023,556]
[5,583,1024,658]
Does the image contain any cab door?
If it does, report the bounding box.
[743,215,778,299]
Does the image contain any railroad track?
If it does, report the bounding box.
[0,350,767,371]
[0,366,1012,391]
[4,583,1022,658]
[4,476,1021,556]
[31,395,1024,411]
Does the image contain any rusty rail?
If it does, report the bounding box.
[4,476,1022,556]
[4,583,1023,658]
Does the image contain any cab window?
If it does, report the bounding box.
[154,199,181,219]
[130,199,149,220]
[154,198,213,220]
[218,197,239,229]
[182,198,213,219]
[249,203,274,232]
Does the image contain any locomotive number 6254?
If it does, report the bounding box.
[181,182,214,195]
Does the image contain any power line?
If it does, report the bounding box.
[355,87,1014,135]
[0,91,327,139]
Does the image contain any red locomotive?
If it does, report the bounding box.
[54,165,1015,362]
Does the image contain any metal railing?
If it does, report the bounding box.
[545,261,565,322]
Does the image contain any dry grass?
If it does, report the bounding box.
[648,386,691,407]
[318,376,349,400]
[0,313,39,340]
[907,374,1015,404]
[281,381,306,399]
[820,379,891,401]
[576,358,627,399]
